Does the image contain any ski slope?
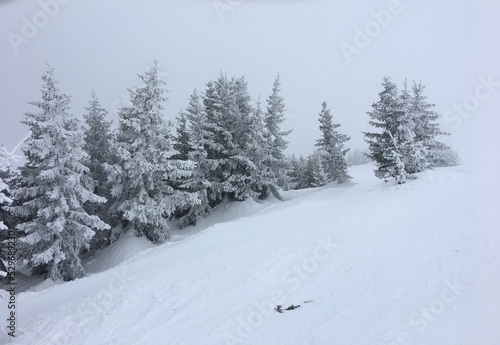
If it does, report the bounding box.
[2,163,499,345]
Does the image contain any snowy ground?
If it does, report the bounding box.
[1,163,499,345]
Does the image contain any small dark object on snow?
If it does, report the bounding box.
[303,300,313,304]
[275,305,283,313]
[285,304,300,310]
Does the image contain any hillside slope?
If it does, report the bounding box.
[1,163,499,345]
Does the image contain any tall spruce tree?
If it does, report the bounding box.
[399,80,429,174]
[82,91,117,252]
[364,77,410,183]
[174,89,212,227]
[264,74,292,189]
[110,63,192,243]
[201,76,238,205]
[226,76,264,201]
[200,74,274,205]
[9,66,109,281]
[410,82,458,167]
[247,99,279,200]
[315,102,351,183]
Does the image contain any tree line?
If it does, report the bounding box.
[0,63,456,281]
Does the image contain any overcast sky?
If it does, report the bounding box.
[1,0,499,165]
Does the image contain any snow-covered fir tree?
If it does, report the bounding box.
[0,169,12,234]
[410,81,442,149]
[0,147,17,232]
[174,74,279,227]
[288,155,307,190]
[200,76,238,205]
[364,78,408,183]
[410,81,458,167]
[9,66,109,281]
[0,147,19,272]
[82,91,117,252]
[173,89,212,227]
[220,75,267,201]
[173,111,192,161]
[264,74,292,189]
[398,80,429,174]
[364,77,457,184]
[426,141,459,167]
[304,151,329,188]
[247,99,280,200]
[201,74,274,203]
[110,62,193,243]
[315,102,351,183]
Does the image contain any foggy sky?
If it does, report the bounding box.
[1,0,499,165]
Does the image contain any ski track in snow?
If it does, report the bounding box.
[1,163,499,345]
